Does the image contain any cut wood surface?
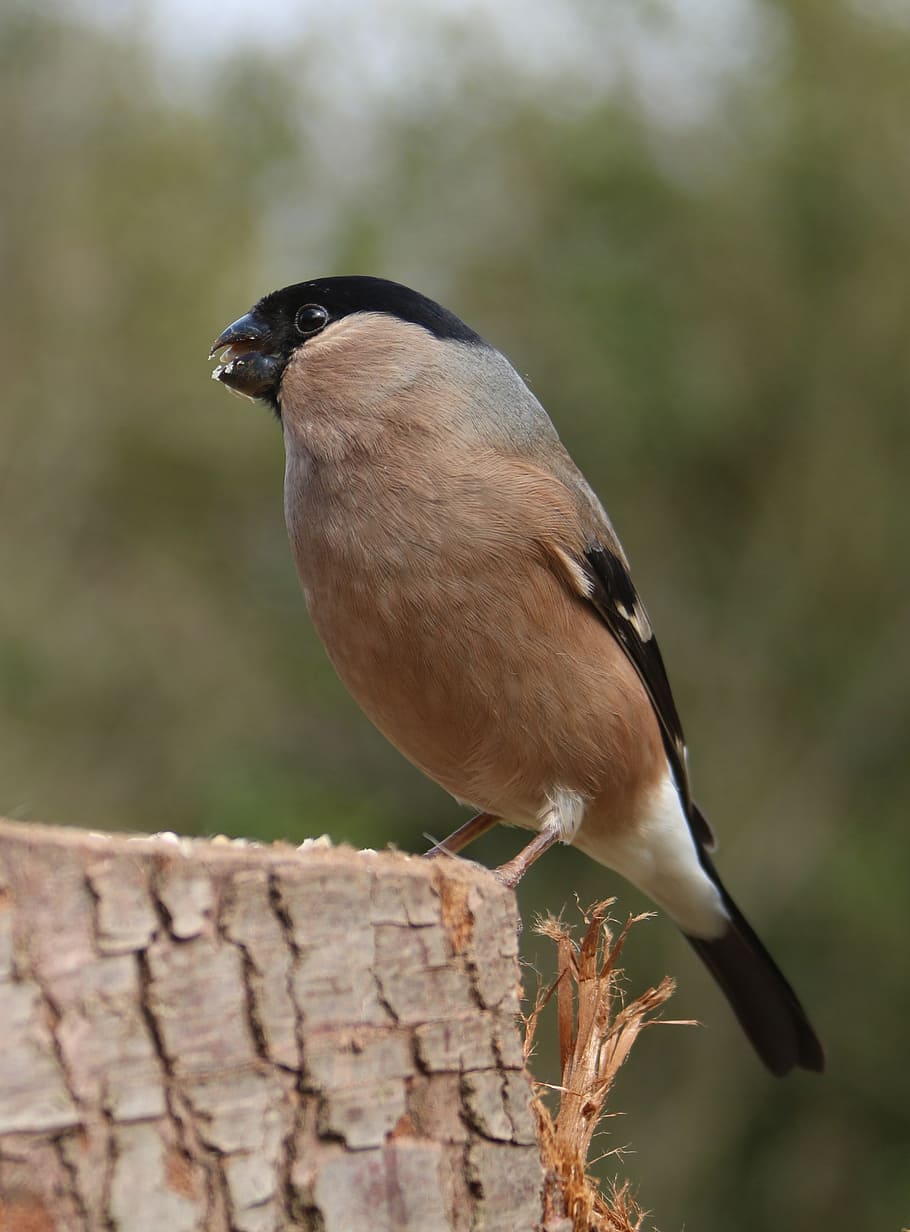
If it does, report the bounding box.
[0,819,545,1232]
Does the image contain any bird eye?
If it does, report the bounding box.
[295,304,329,336]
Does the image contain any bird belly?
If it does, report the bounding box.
[292,495,665,834]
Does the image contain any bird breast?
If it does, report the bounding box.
[282,432,664,829]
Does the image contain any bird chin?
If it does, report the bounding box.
[212,352,284,401]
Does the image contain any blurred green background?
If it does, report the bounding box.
[2,0,908,1227]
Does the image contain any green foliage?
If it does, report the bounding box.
[1,3,908,1228]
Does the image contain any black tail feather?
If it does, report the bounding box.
[686,847,825,1077]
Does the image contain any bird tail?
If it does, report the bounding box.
[686,829,825,1077]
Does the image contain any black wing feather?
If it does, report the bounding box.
[583,545,715,849]
[581,546,825,1074]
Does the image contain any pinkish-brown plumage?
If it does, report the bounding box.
[280,315,665,834]
[210,277,824,1076]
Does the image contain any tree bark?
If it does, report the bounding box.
[0,819,544,1232]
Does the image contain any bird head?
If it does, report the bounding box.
[209,276,483,416]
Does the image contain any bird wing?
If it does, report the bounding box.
[483,446,716,848]
[570,540,715,849]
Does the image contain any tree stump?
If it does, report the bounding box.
[0,819,545,1231]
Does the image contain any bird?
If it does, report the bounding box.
[209,275,824,1076]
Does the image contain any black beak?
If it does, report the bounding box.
[209,310,285,402]
[208,311,270,360]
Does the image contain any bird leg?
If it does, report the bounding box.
[425,810,499,858]
[494,821,561,889]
